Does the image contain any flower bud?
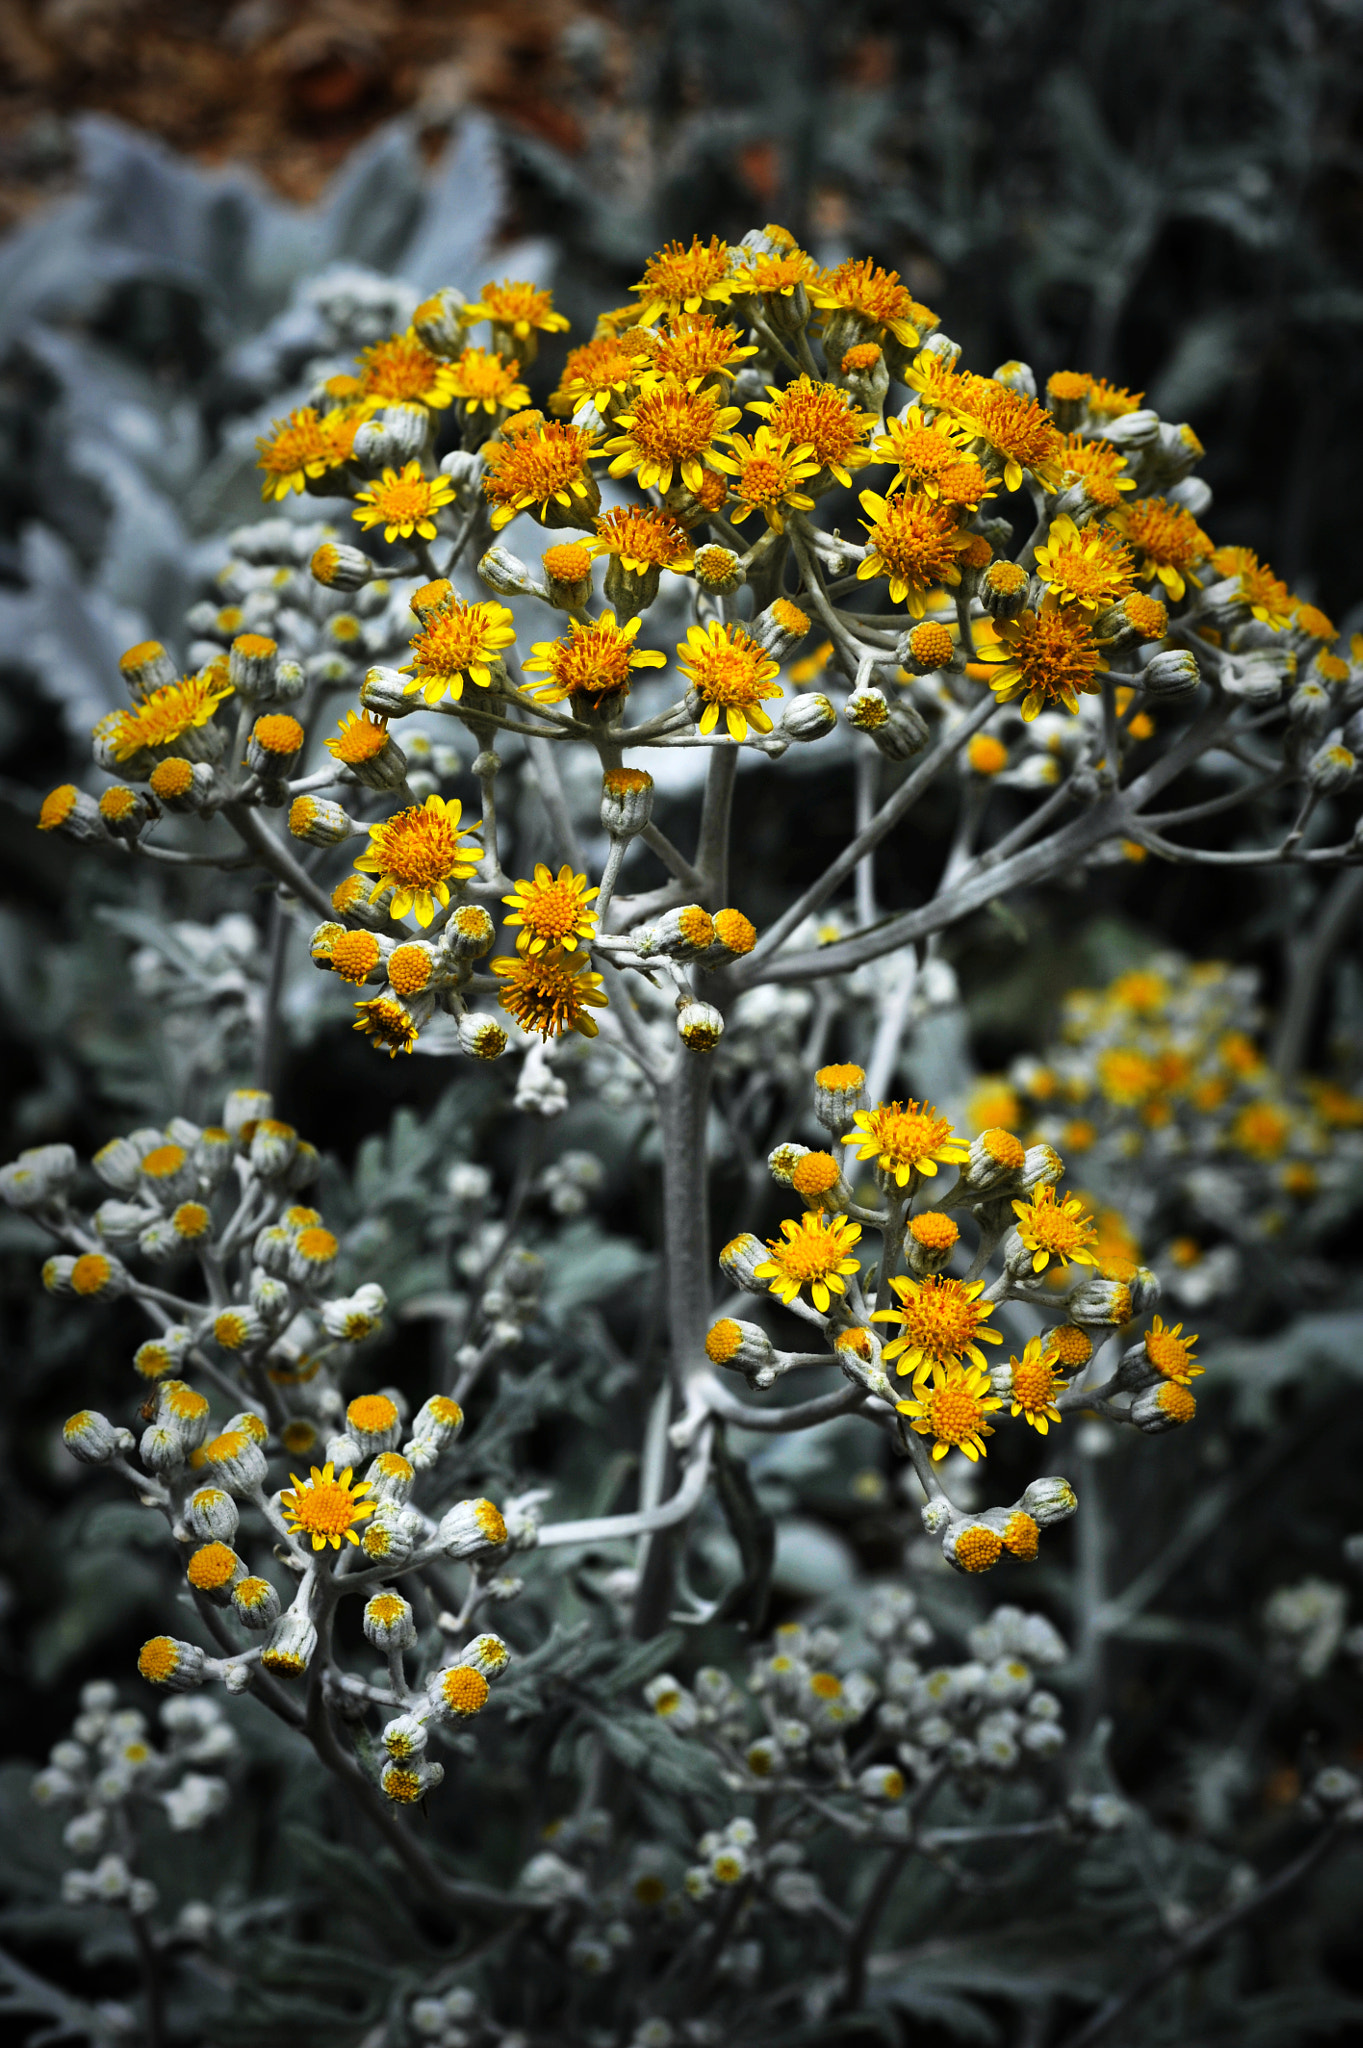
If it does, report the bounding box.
[1020,1143,1065,1191]
[897,618,957,676]
[1140,648,1201,698]
[906,1210,960,1275]
[478,545,535,597]
[246,714,304,777]
[718,1232,768,1293]
[0,1143,76,1211]
[289,795,357,846]
[261,1612,318,1678]
[632,905,716,958]
[980,560,1031,619]
[751,598,812,664]
[845,687,930,760]
[360,666,419,718]
[962,1127,1026,1194]
[186,1486,239,1541]
[1130,1379,1196,1432]
[1095,408,1161,450]
[63,1410,124,1465]
[1020,1475,1078,1526]
[705,1318,778,1387]
[137,1637,207,1690]
[693,545,744,595]
[1308,742,1356,795]
[1065,1276,1133,1326]
[677,1001,723,1052]
[413,285,468,356]
[228,634,279,702]
[311,542,373,591]
[600,767,654,839]
[119,640,179,699]
[346,1392,402,1456]
[38,784,110,843]
[364,1591,418,1651]
[426,1664,490,1722]
[232,1577,282,1630]
[780,691,837,742]
[437,1497,508,1560]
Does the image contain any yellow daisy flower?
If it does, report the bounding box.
[1008,1336,1069,1434]
[353,461,457,543]
[445,347,531,418]
[255,406,357,499]
[356,330,459,412]
[856,489,968,615]
[871,1274,1002,1381]
[491,948,608,1039]
[972,597,1109,720]
[502,865,599,954]
[1143,1315,1202,1384]
[842,1100,970,1185]
[353,794,480,926]
[631,235,738,325]
[481,415,599,532]
[748,376,877,488]
[676,620,783,741]
[708,424,820,532]
[404,596,517,705]
[896,1361,1002,1461]
[602,377,741,496]
[1010,1185,1100,1273]
[753,1211,862,1313]
[522,611,667,709]
[279,1462,377,1550]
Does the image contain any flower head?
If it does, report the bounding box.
[356,330,459,411]
[856,490,968,614]
[632,235,737,324]
[1008,1336,1069,1433]
[1010,1185,1100,1273]
[466,280,570,344]
[326,710,390,766]
[896,1360,1002,1461]
[1033,515,1134,611]
[1143,1315,1202,1383]
[974,597,1109,719]
[872,1274,1002,1380]
[589,506,695,576]
[354,996,423,1057]
[748,376,877,487]
[445,346,531,417]
[354,794,480,925]
[843,1100,970,1185]
[103,673,234,763]
[812,260,933,347]
[503,865,599,954]
[640,313,758,391]
[676,620,783,741]
[482,415,599,531]
[709,425,820,531]
[1120,497,1212,602]
[603,378,741,496]
[353,461,456,542]
[1058,433,1136,509]
[491,948,608,1039]
[551,333,649,421]
[1210,545,1294,629]
[279,1462,376,1551]
[753,1211,862,1313]
[405,596,517,705]
[256,407,357,498]
[523,611,667,708]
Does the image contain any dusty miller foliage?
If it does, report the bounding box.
[2,10,1363,2047]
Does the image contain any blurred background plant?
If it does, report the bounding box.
[3,3,1363,2045]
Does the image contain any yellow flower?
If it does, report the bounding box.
[550,333,649,417]
[1119,497,1212,602]
[482,415,599,531]
[279,1462,377,1551]
[752,1211,862,1313]
[676,620,783,741]
[1058,433,1136,510]
[354,995,423,1057]
[1209,545,1294,629]
[523,611,667,708]
[638,312,759,391]
[445,347,531,418]
[353,461,456,542]
[589,506,695,576]
[602,377,741,496]
[354,794,480,925]
[1231,1099,1291,1159]
[491,948,608,1039]
[404,596,517,705]
[709,425,820,532]
[870,413,962,493]
[465,279,570,343]
[811,259,933,348]
[895,1360,1001,1461]
[1086,379,1144,420]
[631,235,738,325]
[355,330,459,411]
[1008,1336,1069,1433]
[1143,1315,1202,1383]
[1033,515,1134,611]
[842,1100,970,1185]
[503,864,599,954]
[748,376,877,488]
[255,406,357,498]
[733,246,818,300]
[972,597,1109,720]
[856,490,968,614]
[1010,1185,1100,1273]
[871,1274,1002,1381]
[103,672,234,763]
[325,710,390,767]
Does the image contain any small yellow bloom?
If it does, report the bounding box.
[856,489,968,615]
[503,864,599,954]
[354,794,480,926]
[871,1274,1002,1381]
[753,1211,862,1313]
[523,611,667,708]
[491,948,609,1040]
[896,1361,1002,1462]
[482,415,599,531]
[709,424,820,532]
[445,346,531,417]
[1143,1315,1202,1383]
[843,1100,969,1185]
[972,597,1109,721]
[353,460,456,542]
[279,1462,377,1551]
[631,235,738,325]
[404,596,517,706]
[1010,1185,1100,1273]
[1033,514,1135,611]
[1008,1336,1069,1433]
[465,279,570,342]
[603,377,741,496]
[676,620,782,741]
